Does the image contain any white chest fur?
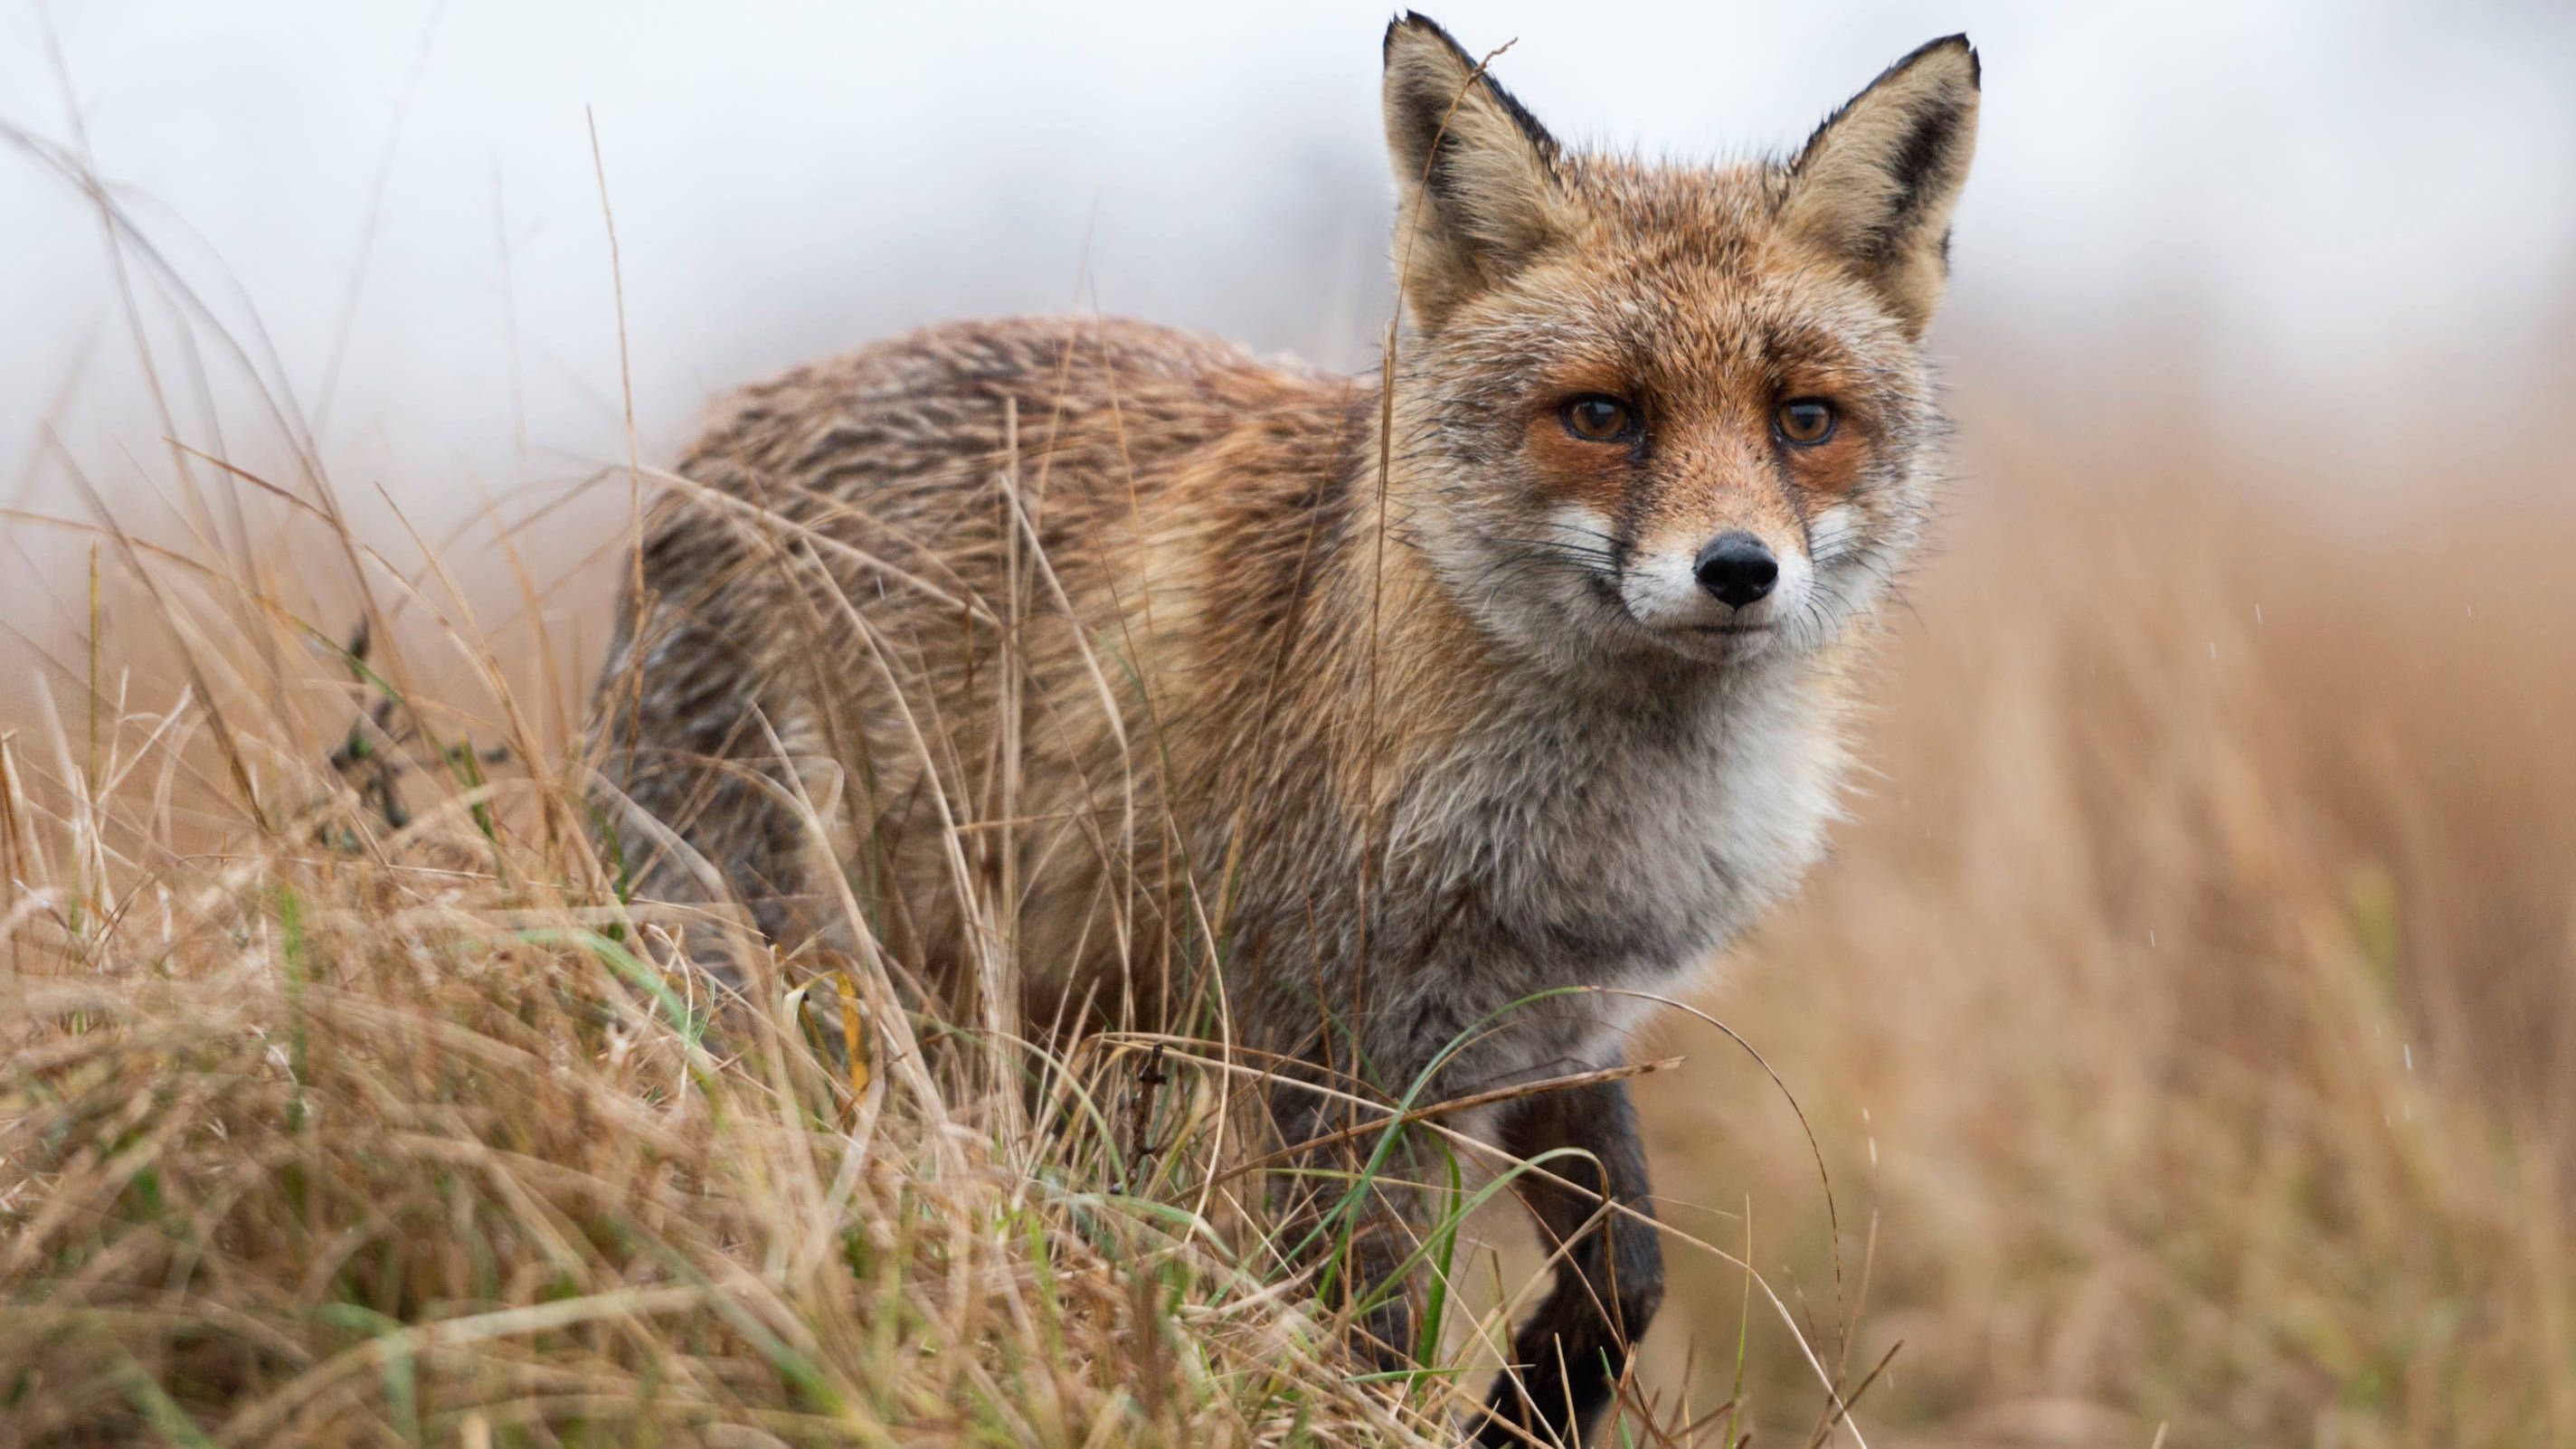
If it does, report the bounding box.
[1393,663,1849,992]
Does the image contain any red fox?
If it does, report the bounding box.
[588,14,1976,1444]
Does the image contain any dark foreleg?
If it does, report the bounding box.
[1477,1077,1662,1447]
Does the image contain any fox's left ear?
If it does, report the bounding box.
[1783,35,1981,336]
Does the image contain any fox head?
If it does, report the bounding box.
[1378,14,1978,679]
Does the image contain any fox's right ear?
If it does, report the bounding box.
[1382,14,1568,330]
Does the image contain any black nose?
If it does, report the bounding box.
[1692,531,1777,608]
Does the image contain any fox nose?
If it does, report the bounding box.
[1692,531,1777,608]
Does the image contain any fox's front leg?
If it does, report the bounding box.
[1266,1076,1426,1373]
[1477,1076,1663,1448]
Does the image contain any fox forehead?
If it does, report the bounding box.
[1439,162,1918,411]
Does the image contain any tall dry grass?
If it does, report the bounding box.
[5,298,2574,1449]
[0,477,1491,1446]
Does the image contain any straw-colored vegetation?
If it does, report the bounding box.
[0,472,1490,1445]
[5,319,2574,1446]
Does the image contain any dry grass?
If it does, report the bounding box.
[0,499,1511,1447]
[5,313,2575,1448]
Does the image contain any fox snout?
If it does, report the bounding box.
[1605,511,1814,656]
[1692,531,1776,608]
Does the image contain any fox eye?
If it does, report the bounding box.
[1775,398,1838,446]
[1559,394,1638,443]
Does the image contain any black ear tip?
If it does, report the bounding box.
[1925,33,1980,88]
[1882,33,1980,92]
[1383,10,1465,64]
[1954,35,1982,89]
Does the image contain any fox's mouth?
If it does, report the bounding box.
[1653,618,1780,663]
[1586,572,1782,657]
